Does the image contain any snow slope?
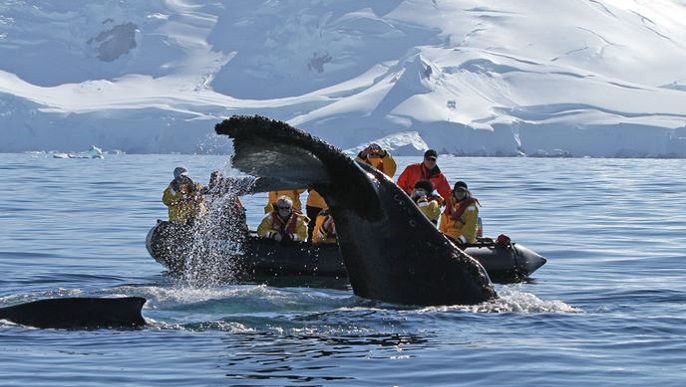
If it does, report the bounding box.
[1,0,685,156]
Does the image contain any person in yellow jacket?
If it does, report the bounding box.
[355,143,397,178]
[264,189,306,214]
[411,180,443,225]
[257,196,309,243]
[439,181,480,246]
[311,208,337,245]
[162,166,207,225]
[305,187,328,241]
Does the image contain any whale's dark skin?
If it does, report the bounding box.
[0,297,147,329]
[215,115,497,306]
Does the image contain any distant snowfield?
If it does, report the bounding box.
[1,0,686,157]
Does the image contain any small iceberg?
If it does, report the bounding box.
[52,145,105,159]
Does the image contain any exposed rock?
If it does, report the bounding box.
[88,22,137,62]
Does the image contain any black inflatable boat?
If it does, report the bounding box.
[146,220,546,284]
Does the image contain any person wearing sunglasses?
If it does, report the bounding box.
[397,149,451,202]
[257,196,309,243]
[439,181,480,246]
[264,189,306,214]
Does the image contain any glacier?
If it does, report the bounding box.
[1,0,685,157]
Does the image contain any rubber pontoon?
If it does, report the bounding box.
[146,220,547,285]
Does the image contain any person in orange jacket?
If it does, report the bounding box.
[311,208,337,245]
[439,181,480,246]
[397,149,451,202]
[305,187,328,241]
[355,143,397,178]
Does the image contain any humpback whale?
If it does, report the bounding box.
[215,115,497,306]
[0,297,146,329]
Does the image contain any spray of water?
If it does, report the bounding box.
[179,174,256,286]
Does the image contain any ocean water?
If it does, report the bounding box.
[1,153,685,387]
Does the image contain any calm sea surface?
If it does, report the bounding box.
[1,153,684,386]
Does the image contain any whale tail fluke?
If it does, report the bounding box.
[215,115,384,221]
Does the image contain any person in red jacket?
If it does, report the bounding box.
[397,149,451,201]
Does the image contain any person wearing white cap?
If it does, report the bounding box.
[162,166,206,224]
[264,189,306,214]
[173,166,189,179]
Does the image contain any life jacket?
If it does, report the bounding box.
[321,215,335,236]
[445,197,479,221]
[312,209,337,244]
[270,211,299,239]
[363,157,385,174]
[415,196,440,225]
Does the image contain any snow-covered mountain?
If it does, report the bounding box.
[2,0,686,157]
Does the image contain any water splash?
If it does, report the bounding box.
[476,288,581,313]
[406,286,580,314]
[178,176,255,286]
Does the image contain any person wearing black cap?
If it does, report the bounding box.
[439,181,480,246]
[355,143,397,178]
[397,149,451,201]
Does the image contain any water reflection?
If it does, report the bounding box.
[221,331,428,383]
